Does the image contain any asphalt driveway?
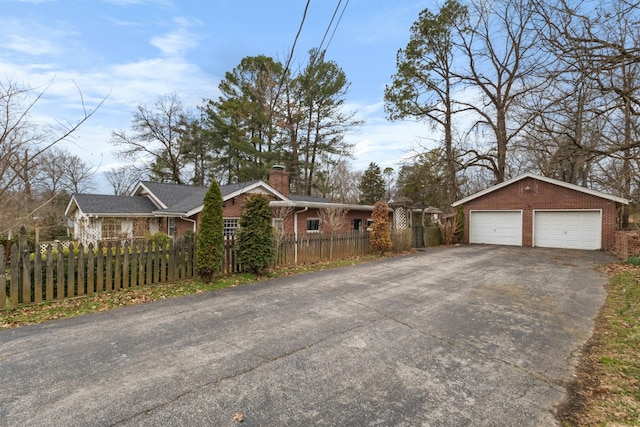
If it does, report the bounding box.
[0,245,614,426]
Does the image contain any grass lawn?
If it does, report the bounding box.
[1,255,381,329]
[558,263,640,426]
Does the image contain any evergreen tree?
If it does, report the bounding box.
[195,180,224,282]
[396,149,448,208]
[359,162,386,204]
[236,194,275,275]
[370,201,393,254]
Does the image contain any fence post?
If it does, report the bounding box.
[10,244,19,306]
[0,246,5,309]
[34,246,42,303]
[45,244,53,301]
[20,226,31,304]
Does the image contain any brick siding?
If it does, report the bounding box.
[461,177,620,250]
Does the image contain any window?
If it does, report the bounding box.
[272,218,284,236]
[306,218,321,233]
[224,218,240,238]
[102,218,122,240]
[168,218,176,237]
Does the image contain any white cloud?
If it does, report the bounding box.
[0,17,74,57]
[150,27,199,57]
[6,34,61,56]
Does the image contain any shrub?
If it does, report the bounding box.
[195,181,224,282]
[145,231,171,249]
[370,201,392,254]
[236,194,275,275]
[624,256,640,266]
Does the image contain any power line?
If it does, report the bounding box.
[318,0,343,53]
[325,0,349,53]
[281,0,311,84]
[267,0,311,133]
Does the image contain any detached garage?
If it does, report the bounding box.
[453,173,628,251]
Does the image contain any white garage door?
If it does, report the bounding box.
[469,211,522,246]
[534,210,601,250]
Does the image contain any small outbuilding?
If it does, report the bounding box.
[452,173,629,250]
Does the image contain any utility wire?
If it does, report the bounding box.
[267,0,311,132]
[318,0,343,54]
[280,0,311,87]
[325,0,349,53]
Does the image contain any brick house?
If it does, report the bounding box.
[451,173,629,250]
[65,167,382,246]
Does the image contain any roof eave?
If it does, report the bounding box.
[452,173,629,207]
[270,200,378,211]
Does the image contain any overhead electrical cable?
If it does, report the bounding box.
[325,0,349,52]
[267,0,311,134]
[318,0,343,54]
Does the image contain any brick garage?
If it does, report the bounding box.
[452,173,628,250]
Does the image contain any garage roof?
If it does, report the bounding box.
[452,173,629,207]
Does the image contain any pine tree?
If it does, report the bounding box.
[359,162,386,204]
[195,180,224,282]
[370,201,393,254]
[236,194,276,275]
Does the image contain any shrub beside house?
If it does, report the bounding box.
[65,167,387,245]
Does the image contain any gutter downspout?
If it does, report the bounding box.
[293,207,308,264]
[181,216,197,237]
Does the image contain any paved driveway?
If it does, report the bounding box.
[0,245,614,426]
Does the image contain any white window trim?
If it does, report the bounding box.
[306,217,321,233]
[223,217,240,238]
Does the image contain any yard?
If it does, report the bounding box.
[558,262,640,426]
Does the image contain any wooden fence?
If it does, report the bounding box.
[3,227,441,309]
[1,227,194,309]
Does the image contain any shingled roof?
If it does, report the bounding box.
[136,180,265,214]
[68,179,338,219]
[68,194,158,216]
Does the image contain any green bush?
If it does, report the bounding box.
[370,201,393,254]
[236,194,275,275]
[195,181,224,282]
[145,231,172,249]
[624,256,640,266]
[237,194,276,274]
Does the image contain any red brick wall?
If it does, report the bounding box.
[267,168,290,197]
[461,177,620,249]
[278,208,374,235]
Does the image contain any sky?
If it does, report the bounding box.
[1,0,437,193]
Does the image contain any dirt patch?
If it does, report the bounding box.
[556,313,608,426]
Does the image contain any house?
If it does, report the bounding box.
[65,167,385,246]
[452,173,629,250]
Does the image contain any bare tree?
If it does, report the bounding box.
[312,158,362,203]
[105,166,146,195]
[320,205,349,260]
[531,0,640,225]
[0,78,104,236]
[35,148,96,196]
[111,93,196,185]
[0,78,104,199]
[453,0,551,183]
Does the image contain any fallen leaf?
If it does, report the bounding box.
[232,412,244,422]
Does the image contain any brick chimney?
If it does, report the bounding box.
[268,165,290,197]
